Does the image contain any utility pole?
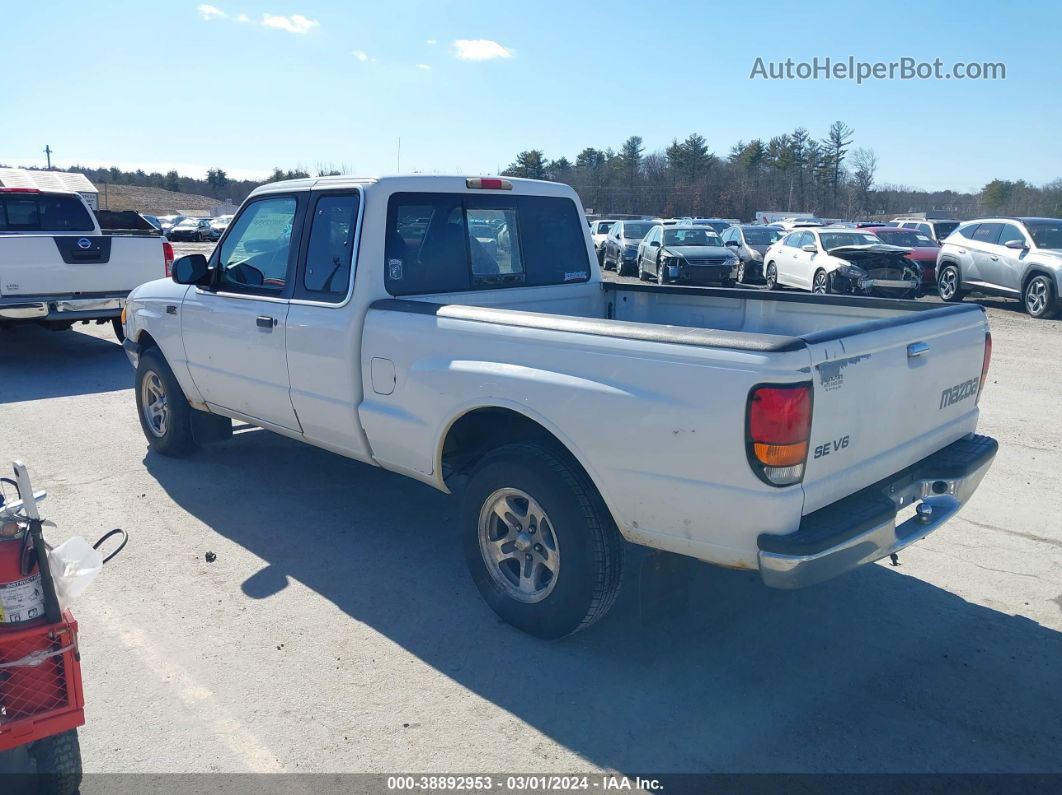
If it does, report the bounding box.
[44,145,53,169]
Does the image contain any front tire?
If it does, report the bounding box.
[30,729,82,795]
[1024,274,1059,319]
[112,317,125,342]
[462,442,624,639]
[136,347,198,457]
[812,269,829,294]
[736,260,747,284]
[938,264,964,302]
[765,262,780,290]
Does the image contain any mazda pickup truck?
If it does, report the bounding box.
[121,175,997,638]
[0,187,173,340]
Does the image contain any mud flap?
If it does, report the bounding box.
[191,410,233,444]
[638,549,691,625]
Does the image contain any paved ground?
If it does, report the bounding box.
[0,257,1060,776]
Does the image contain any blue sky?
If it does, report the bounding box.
[5,0,1060,192]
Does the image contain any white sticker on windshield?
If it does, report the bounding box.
[564,271,588,282]
[388,259,403,280]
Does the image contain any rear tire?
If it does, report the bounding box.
[112,317,125,342]
[765,262,780,290]
[462,442,624,639]
[135,347,198,457]
[938,264,964,302]
[1024,274,1059,319]
[30,729,82,795]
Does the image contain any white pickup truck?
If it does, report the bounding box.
[0,187,173,340]
[121,175,997,638]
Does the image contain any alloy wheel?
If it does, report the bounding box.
[477,487,560,604]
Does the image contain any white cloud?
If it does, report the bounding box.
[426,39,437,45]
[352,50,369,62]
[235,13,250,23]
[197,4,226,20]
[259,13,319,34]
[417,64,431,71]
[451,39,514,61]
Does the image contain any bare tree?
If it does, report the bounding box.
[850,148,878,216]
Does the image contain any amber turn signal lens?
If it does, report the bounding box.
[753,441,808,468]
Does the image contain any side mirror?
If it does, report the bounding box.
[725,240,739,247]
[649,240,660,247]
[171,254,210,285]
[1004,239,1028,250]
[802,244,818,253]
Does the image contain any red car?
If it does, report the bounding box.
[864,226,940,293]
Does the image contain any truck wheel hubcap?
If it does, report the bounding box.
[478,488,560,603]
[1027,279,1047,314]
[141,371,168,437]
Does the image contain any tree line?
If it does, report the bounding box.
[0,163,350,204]
[501,123,1062,221]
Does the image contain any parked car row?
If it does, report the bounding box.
[154,214,231,241]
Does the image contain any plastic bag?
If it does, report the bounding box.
[47,536,103,606]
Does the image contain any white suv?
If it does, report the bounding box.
[936,217,1062,318]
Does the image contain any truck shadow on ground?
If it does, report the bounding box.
[145,427,1062,774]
[0,326,129,403]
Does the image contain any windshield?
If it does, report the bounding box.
[1027,221,1062,249]
[874,229,937,247]
[743,227,783,245]
[663,228,721,247]
[819,232,881,250]
[933,221,959,238]
[621,223,653,239]
[175,219,198,228]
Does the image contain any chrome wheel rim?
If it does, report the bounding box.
[141,371,168,438]
[940,268,957,299]
[1027,279,1048,314]
[478,487,560,603]
[813,272,827,293]
[737,262,745,283]
[766,265,776,288]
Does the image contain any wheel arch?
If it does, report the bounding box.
[1021,266,1057,294]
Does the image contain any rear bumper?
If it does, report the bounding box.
[758,434,997,589]
[0,296,125,322]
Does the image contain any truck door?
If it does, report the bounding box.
[180,194,304,432]
[284,188,374,460]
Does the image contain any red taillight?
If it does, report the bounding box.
[163,241,174,277]
[0,187,41,193]
[747,383,813,486]
[977,332,992,404]
[466,177,512,190]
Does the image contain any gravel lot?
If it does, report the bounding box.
[1,245,1060,777]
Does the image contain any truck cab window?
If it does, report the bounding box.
[303,193,359,301]
[218,196,298,293]
[467,208,523,286]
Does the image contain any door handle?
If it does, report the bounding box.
[256,315,277,329]
[907,341,930,358]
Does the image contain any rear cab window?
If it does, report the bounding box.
[385,192,590,295]
[0,192,94,232]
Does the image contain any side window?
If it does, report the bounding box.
[721,227,733,243]
[301,192,360,302]
[997,223,1025,247]
[971,223,1003,245]
[916,223,932,236]
[217,196,299,294]
[958,223,980,239]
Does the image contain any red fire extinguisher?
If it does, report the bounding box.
[0,474,64,719]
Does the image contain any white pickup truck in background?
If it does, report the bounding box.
[0,187,173,340]
[121,175,997,638]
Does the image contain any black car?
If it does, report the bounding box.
[167,218,213,242]
[602,220,655,276]
[721,224,785,284]
[637,225,738,285]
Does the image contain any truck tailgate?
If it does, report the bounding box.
[0,235,164,296]
[800,304,990,514]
